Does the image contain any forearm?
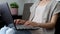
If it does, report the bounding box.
[36,14,58,29]
[38,22,56,29]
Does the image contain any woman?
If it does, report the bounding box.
[14,0,60,34]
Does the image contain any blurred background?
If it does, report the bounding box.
[0,0,59,15]
[0,0,37,15]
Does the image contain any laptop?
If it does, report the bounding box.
[16,24,40,30]
[1,3,40,30]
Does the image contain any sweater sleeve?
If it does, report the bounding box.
[53,2,60,15]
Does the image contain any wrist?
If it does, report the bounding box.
[37,23,41,27]
[22,20,27,24]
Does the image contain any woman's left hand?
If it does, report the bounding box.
[24,21,39,27]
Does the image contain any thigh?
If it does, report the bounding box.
[6,28,31,34]
[15,30,31,34]
[30,28,43,34]
[0,26,9,34]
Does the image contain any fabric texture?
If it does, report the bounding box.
[31,4,47,34]
[32,5,46,23]
[0,26,31,34]
[0,26,15,34]
[29,0,60,34]
[0,26,9,34]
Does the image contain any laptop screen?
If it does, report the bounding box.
[0,3,15,28]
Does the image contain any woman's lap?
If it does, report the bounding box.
[15,30,31,34]
[0,26,31,34]
[6,29,31,34]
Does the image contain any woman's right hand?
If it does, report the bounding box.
[14,19,26,25]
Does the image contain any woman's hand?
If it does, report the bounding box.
[24,21,39,27]
[14,19,26,25]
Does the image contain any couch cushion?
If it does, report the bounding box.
[22,3,33,20]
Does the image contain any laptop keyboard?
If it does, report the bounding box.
[16,25,40,30]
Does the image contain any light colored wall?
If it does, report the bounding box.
[0,0,60,15]
[0,0,24,15]
[24,0,36,3]
[0,0,38,15]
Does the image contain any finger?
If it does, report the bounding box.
[16,19,20,24]
[18,21,22,24]
[14,19,18,24]
[24,23,33,27]
[24,22,30,26]
[14,20,16,23]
